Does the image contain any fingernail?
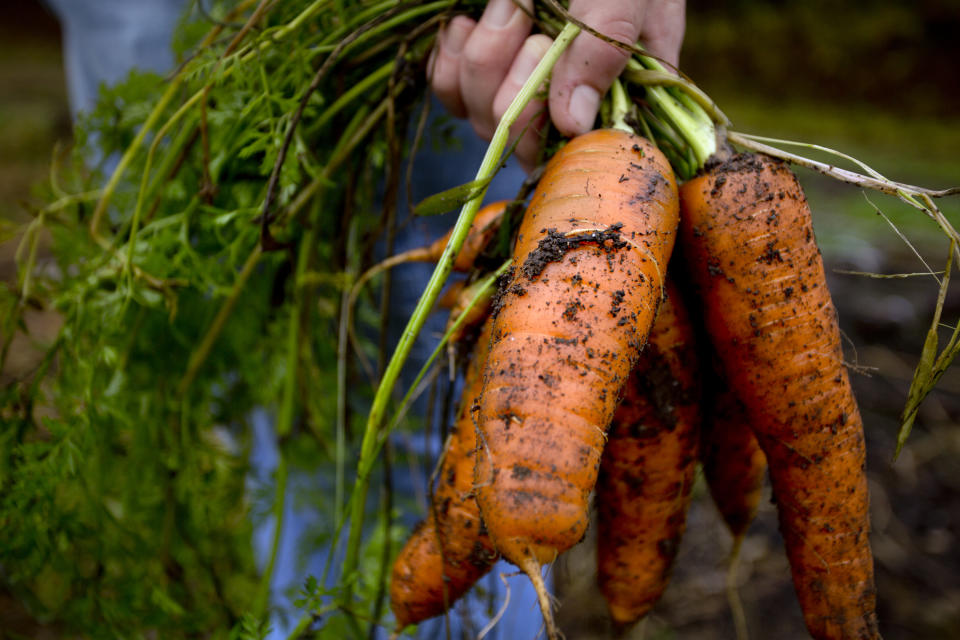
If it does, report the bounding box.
[443,19,470,55]
[568,85,600,133]
[509,37,550,84]
[484,0,519,28]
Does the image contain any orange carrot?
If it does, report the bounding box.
[349,200,508,377]
[438,278,495,348]
[679,152,878,639]
[700,372,768,640]
[392,199,507,272]
[596,279,700,629]
[390,318,498,629]
[474,129,680,638]
[700,375,767,542]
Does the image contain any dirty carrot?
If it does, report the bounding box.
[376,199,507,276]
[389,317,498,630]
[700,371,768,640]
[700,375,767,544]
[679,152,879,639]
[349,200,506,324]
[474,128,680,638]
[348,200,507,372]
[596,279,700,630]
[440,278,495,354]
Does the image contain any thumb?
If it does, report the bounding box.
[548,0,647,137]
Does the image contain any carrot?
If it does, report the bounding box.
[438,278,495,349]
[473,129,680,638]
[700,372,768,640]
[349,200,508,377]
[678,152,879,639]
[384,199,507,273]
[700,375,767,543]
[389,317,498,629]
[351,199,506,325]
[596,279,700,630]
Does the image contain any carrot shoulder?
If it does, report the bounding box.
[679,153,878,639]
[389,319,498,629]
[474,129,680,636]
[596,279,700,629]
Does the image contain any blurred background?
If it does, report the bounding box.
[2,0,959,638]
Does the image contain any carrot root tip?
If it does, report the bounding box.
[517,552,561,640]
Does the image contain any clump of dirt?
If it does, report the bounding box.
[521,224,628,279]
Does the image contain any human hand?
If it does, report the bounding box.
[429,0,686,170]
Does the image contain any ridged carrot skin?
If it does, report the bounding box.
[389,319,498,629]
[679,153,878,639]
[596,280,700,628]
[700,375,767,540]
[474,129,680,575]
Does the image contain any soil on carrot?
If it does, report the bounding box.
[521,224,628,279]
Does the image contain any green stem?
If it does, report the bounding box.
[336,219,361,533]
[178,244,262,396]
[382,261,510,440]
[644,86,715,167]
[308,1,453,59]
[629,56,729,126]
[18,213,44,302]
[342,24,580,599]
[253,447,289,619]
[608,78,632,132]
[310,0,398,51]
[230,0,336,65]
[339,23,582,595]
[624,57,719,171]
[253,196,326,618]
[312,261,509,630]
[90,78,182,242]
[125,96,203,279]
[91,0,331,242]
[279,96,391,229]
[285,613,313,640]
[310,60,393,133]
[41,189,103,215]
[267,0,332,42]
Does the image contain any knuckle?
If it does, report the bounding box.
[590,17,639,57]
[460,39,506,75]
[596,17,642,45]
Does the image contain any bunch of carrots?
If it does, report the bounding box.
[385,136,877,638]
[359,15,957,640]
